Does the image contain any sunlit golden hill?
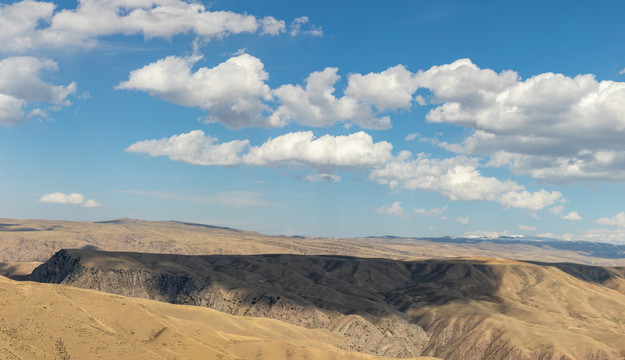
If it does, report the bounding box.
[0,275,435,360]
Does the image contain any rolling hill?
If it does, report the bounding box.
[0,275,435,360]
[27,249,625,359]
[2,218,625,265]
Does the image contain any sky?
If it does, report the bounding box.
[2,0,625,241]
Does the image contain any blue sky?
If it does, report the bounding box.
[2,0,625,241]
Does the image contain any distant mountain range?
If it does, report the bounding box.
[372,234,625,260]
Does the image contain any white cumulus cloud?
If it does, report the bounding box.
[126,130,393,175]
[288,16,322,37]
[405,132,419,141]
[456,216,469,224]
[414,206,447,217]
[561,211,582,221]
[0,94,25,126]
[499,190,563,211]
[0,0,57,52]
[221,57,625,182]
[370,154,522,201]
[128,129,564,211]
[260,16,286,35]
[242,131,393,171]
[416,58,625,183]
[369,153,560,210]
[39,192,84,205]
[0,56,76,126]
[270,67,391,129]
[376,201,404,217]
[271,64,425,129]
[120,56,430,130]
[549,205,565,215]
[117,54,276,129]
[119,57,511,131]
[125,130,249,166]
[345,64,419,110]
[83,199,102,208]
[39,192,100,207]
[596,212,625,228]
[0,0,302,52]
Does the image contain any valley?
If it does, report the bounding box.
[3,218,625,359]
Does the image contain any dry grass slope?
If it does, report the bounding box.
[0,276,435,360]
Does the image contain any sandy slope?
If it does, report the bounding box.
[1,218,624,265]
[0,275,435,360]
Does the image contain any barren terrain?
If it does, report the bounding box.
[4,218,625,359]
[0,275,437,359]
[28,249,625,359]
[2,218,624,265]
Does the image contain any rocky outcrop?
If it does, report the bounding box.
[29,250,429,357]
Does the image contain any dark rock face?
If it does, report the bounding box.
[29,250,431,357]
[28,250,625,359]
[29,249,81,284]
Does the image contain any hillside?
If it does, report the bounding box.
[28,249,625,359]
[0,261,41,278]
[0,275,436,360]
[2,218,625,265]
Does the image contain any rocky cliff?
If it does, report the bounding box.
[29,250,429,357]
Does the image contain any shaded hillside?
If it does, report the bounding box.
[0,261,41,278]
[3,218,625,265]
[29,250,430,357]
[0,276,434,360]
[29,250,625,359]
